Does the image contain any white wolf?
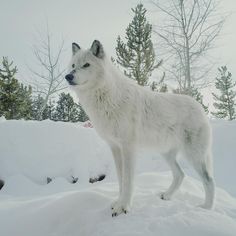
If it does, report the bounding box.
[65,40,215,217]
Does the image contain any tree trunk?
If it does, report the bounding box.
[185,37,191,95]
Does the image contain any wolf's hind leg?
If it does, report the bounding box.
[161,149,185,200]
[192,157,215,209]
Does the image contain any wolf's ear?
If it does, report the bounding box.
[72,42,80,55]
[90,40,104,59]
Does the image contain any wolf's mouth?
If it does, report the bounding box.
[68,80,88,86]
[68,81,77,86]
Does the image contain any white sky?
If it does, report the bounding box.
[0,0,236,103]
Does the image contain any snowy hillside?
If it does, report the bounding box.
[0,119,236,236]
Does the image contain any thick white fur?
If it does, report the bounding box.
[67,41,215,216]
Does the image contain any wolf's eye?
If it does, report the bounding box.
[72,64,75,68]
[82,63,90,68]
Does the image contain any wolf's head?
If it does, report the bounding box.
[65,40,105,89]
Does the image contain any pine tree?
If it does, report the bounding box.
[32,94,52,121]
[191,87,209,114]
[16,83,33,119]
[0,57,32,120]
[31,95,45,120]
[116,4,162,86]
[211,66,236,120]
[53,93,80,122]
[150,72,167,92]
[0,57,18,119]
[46,100,55,120]
[78,103,89,122]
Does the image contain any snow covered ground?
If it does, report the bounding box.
[0,119,236,236]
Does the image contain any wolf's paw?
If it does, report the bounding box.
[111,201,130,217]
[197,203,213,210]
[111,199,120,210]
[160,192,171,200]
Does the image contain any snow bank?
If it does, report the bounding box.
[0,119,113,184]
[0,119,169,186]
[212,120,236,196]
[0,119,235,195]
[0,119,236,236]
[0,173,236,236]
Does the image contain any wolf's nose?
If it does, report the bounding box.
[65,74,74,82]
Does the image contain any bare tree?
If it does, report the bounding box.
[150,0,226,94]
[29,25,67,120]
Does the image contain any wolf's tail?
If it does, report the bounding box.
[205,151,214,178]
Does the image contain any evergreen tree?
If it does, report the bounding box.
[31,95,55,120]
[46,100,55,120]
[211,66,236,120]
[0,57,32,120]
[53,93,80,122]
[32,94,50,121]
[78,103,89,122]
[31,95,44,120]
[150,73,167,92]
[116,4,162,86]
[17,83,33,119]
[150,81,168,93]
[191,87,209,114]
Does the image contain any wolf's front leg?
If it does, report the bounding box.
[112,146,135,217]
[110,143,123,210]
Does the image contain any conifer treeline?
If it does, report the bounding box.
[115,3,236,120]
[1,4,236,121]
[0,57,89,122]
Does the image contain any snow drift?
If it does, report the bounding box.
[0,119,236,236]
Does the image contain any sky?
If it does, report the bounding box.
[0,0,236,103]
[0,0,136,80]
